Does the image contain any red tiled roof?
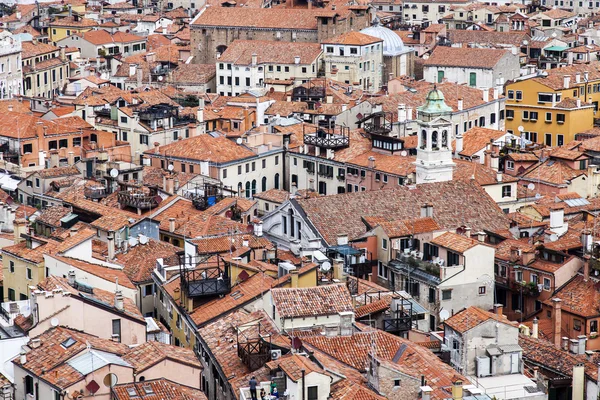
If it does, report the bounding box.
[271,284,353,318]
[444,306,517,333]
[112,379,206,400]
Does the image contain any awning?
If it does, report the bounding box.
[545,46,568,52]
[327,244,362,256]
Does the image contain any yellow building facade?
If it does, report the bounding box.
[505,66,599,146]
[49,16,96,43]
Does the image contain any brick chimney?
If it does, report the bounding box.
[552,298,562,349]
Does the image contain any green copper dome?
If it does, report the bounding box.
[418,86,453,115]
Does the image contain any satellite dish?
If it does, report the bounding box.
[439,309,450,321]
[527,183,535,190]
[400,150,408,157]
[321,261,332,272]
[139,234,148,245]
[236,138,243,145]
[128,237,138,247]
[167,164,174,171]
[535,193,541,199]
[158,76,164,81]
[517,126,525,133]
[109,169,119,178]
[50,318,59,327]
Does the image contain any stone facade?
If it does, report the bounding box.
[190,8,373,63]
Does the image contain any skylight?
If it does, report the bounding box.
[61,337,77,349]
[126,387,137,397]
[142,385,154,395]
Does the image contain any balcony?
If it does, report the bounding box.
[117,190,160,210]
[389,253,442,286]
[303,125,350,149]
[179,256,231,298]
[84,185,108,200]
[237,323,272,371]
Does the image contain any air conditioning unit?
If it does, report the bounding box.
[476,356,491,377]
[271,350,282,360]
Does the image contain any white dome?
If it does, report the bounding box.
[360,19,405,57]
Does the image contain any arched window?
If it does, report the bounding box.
[251,180,256,196]
[261,176,267,192]
[441,130,448,148]
[274,173,280,189]
[245,181,251,198]
[421,130,427,148]
[432,131,438,149]
[238,182,243,195]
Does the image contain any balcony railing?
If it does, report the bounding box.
[383,316,412,333]
[179,256,231,298]
[84,186,108,199]
[303,125,350,149]
[117,190,160,210]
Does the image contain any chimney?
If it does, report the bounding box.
[20,350,26,365]
[154,142,160,154]
[197,98,205,124]
[562,337,569,351]
[564,75,571,89]
[457,98,463,111]
[406,106,413,121]
[165,176,174,194]
[482,89,489,102]
[577,98,582,108]
[332,258,345,281]
[585,71,589,81]
[570,339,579,354]
[36,121,44,137]
[337,234,348,246]
[169,218,176,233]
[584,255,590,282]
[420,386,433,400]
[398,104,407,123]
[549,205,565,231]
[114,279,124,311]
[493,87,499,100]
[50,151,59,168]
[494,304,504,317]
[578,335,587,355]
[68,151,75,166]
[420,203,433,218]
[368,156,375,169]
[254,221,264,237]
[129,63,137,77]
[108,231,115,260]
[582,230,593,253]
[552,298,562,348]
[137,67,143,88]
[573,363,585,400]
[452,380,463,400]
[30,339,41,349]
[242,235,249,247]
[251,53,258,66]
[477,231,486,242]
[13,219,27,244]
[496,171,503,182]
[532,317,539,339]
[576,72,581,83]
[294,56,301,64]
[455,133,463,155]
[68,270,76,286]
[290,269,299,288]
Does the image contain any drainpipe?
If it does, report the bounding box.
[301,369,306,400]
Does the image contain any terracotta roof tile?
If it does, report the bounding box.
[430,232,482,253]
[50,255,135,289]
[192,7,334,30]
[145,134,255,163]
[190,274,274,326]
[113,379,206,400]
[423,46,510,69]
[272,284,353,318]
[376,217,440,238]
[322,31,382,46]
[122,340,201,372]
[294,180,510,245]
[459,127,507,157]
[114,239,180,283]
[220,40,322,65]
[543,275,600,317]
[444,306,517,333]
[303,330,464,399]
